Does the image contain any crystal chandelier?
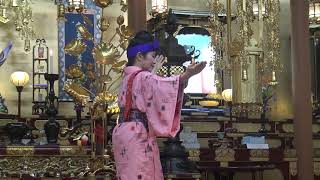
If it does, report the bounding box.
[0,0,36,53]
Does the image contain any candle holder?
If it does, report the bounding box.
[44,73,60,144]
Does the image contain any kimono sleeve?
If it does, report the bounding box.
[141,72,184,137]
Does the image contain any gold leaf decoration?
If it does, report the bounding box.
[92,42,120,65]
[65,64,84,79]
[94,0,113,8]
[64,39,87,56]
[76,24,93,41]
[64,82,91,106]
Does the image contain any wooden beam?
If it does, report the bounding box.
[290,0,313,179]
[128,0,147,34]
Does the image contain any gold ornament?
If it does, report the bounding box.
[92,42,120,65]
[117,15,124,26]
[100,17,110,32]
[65,64,84,79]
[64,81,91,106]
[64,39,87,56]
[94,0,113,8]
[76,24,93,41]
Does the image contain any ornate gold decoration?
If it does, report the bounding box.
[64,81,91,106]
[59,123,90,142]
[188,149,200,157]
[65,64,84,79]
[0,0,36,52]
[99,17,110,31]
[76,24,93,41]
[206,93,223,99]
[206,0,227,75]
[59,146,87,156]
[6,146,34,156]
[64,39,87,57]
[215,148,235,162]
[188,149,200,161]
[0,156,90,177]
[249,149,269,161]
[92,42,120,65]
[94,0,113,8]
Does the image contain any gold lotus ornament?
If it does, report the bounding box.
[107,101,120,114]
[66,64,84,79]
[117,25,133,39]
[76,24,93,41]
[99,18,110,32]
[65,39,87,56]
[64,81,91,106]
[94,91,118,103]
[117,15,125,26]
[119,38,130,50]
[92,42,120,65]
[94,0,113,8]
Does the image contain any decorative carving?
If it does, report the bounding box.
[6,146,34,156]
[249,149,269,161]
[0,155,115,178]
[188,149,200,161]
[59,146,87,156]
[215,148,235,162]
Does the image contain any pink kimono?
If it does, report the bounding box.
[112,66,183,180]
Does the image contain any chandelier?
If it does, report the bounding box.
[0,0,35,53]
[309,0,320,25]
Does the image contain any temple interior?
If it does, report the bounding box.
[0,0,316,179]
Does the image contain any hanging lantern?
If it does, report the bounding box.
[309,1,320,24]
[67,0,84,12]
[252,0,266,17]
[151,0,168,14]
[242,69,248,81]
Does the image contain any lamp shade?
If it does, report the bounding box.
[222,89,232,102]
[10,71,29,87]
[152,0,168,14]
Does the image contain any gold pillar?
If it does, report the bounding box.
[128,0,147,34]
[290,0,313,179]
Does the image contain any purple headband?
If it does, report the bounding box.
[127,40,159,58]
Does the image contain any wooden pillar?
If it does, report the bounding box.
[128,0,147,34]
[290,0,313,179]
